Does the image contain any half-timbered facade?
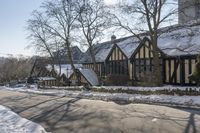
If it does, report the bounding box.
[163,56,197,85]
[106,44,128,75]
[130,38,156,81]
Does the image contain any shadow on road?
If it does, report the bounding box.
[184,113,197,133]
[0,92,199,133]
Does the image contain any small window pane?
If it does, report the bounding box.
[146,60,150,65]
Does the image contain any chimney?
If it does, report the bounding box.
[111,35,116,41]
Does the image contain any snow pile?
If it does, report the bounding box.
[2,86,200,107]
[63,91,200,106]
[0,105,47,133]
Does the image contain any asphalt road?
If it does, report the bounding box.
[0,89,199,133]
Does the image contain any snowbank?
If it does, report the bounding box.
[1,86,200,107]
[0,105,47,133]
[3,86,200,107]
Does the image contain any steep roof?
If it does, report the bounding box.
[80,36,142,63]
[79,69,99,86]
[116,37,141,58]
[81,22,200,63]
[80,41,114,63]
[158,23,200,56]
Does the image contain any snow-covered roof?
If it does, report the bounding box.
[80,42,114,63]
[80,36,143,63]
[46,64,83,78]
[158,24,200,56]
[79,23,200,63]
[117,37,141,58]
[79,69,99,86]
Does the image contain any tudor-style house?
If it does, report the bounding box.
[80,22,200,86]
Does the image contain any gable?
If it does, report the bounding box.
[107,44,127,61]
[130,37,164,61]
[134,40,153,59]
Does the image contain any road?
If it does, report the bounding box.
[0,89,199,133]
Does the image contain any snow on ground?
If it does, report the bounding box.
[1,85,200,107]
[0,105,47,133]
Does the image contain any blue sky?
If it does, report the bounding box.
[0,0,44,56]
[0,0,117,57]
[0,0,176,57]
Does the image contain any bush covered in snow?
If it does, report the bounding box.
[39,85,200,96]
[103,74,129,86]
[91,86,200,96]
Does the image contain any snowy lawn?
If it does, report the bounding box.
[1,85,200,107]
[0,105,47,133]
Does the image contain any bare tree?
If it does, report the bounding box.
[76,0,111,74]
[0,57,33,83]
[113,0,178,85]
[27,0,81,84]
[27,11,63,78]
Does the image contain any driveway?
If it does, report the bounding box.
[0,89,199,133]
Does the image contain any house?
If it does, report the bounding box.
[53,46,84,64]
[81,22,200,86]
[28,57,53,83]
[46,64,83,85]
[37,77,57,87]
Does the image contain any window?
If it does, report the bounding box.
[134,58,153,80]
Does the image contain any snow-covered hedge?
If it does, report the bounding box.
[40,85,200,96]
[91,86,200,96]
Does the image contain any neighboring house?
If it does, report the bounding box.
[53,46,84,64]
[28,57,53,80]
[37,77,57,87]
[46,64,83,85]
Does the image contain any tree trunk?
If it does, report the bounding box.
[88,44,98,74]
[65,42,81,85]
[88,43,100,85]
[152,41,163,86]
